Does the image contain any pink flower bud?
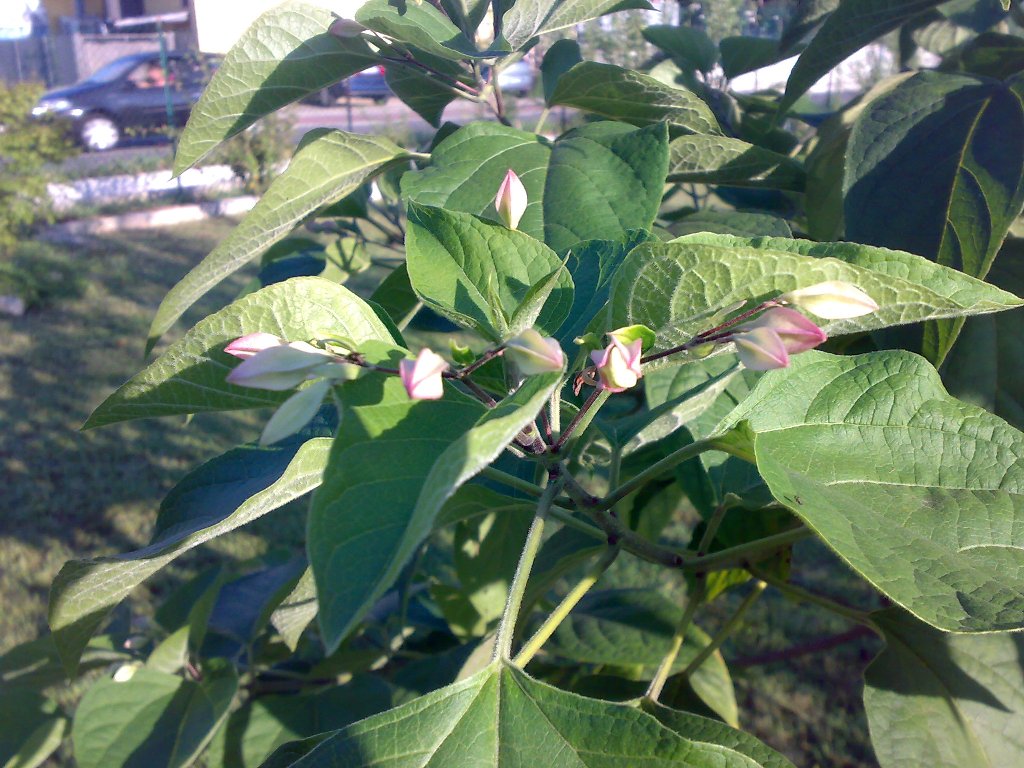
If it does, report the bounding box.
[742,307,827,354]
[590,337,643,393]
[779,281,879,319]
[224,332,287,359]
[504,329,564,375]
[399,348,449,400]
[732,327,790,371]
[226,342,333,390]
[495,169,528,230]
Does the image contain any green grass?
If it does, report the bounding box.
[0,220,297,653]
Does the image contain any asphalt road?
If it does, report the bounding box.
[62,95,559,174]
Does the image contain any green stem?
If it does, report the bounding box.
[513,545,620,667]
[647,580,706,701]
[696,527,811,571]
[481,466,544,497]
[697,501,730,556]
[554,388,609,451]
[548,388,561,442]
[750,566,873,626]
[597,437,719,511]
[678,580,766,679]
[534,106,551,134]
[495,478,562,661]
[563,471,811,572]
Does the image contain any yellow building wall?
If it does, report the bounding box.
[192,0,366,53]
[43,0,107,24]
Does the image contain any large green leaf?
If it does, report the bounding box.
[557,230,654,346]
[280,661,781,767]
[844,71,1024,363]
[501,0,652,50]
[864,607,1024,768]
[668,211,792,238]
[71,664,237,768]
[667,135,805,191]
[642,701,796,768]
[642,25,718,73]
[719,36,788,79]
[607,235,1022,368]
[174,2,377,174]
[152,131,408,348]
[402,121,670,253]
[404,203,573,340]
[779,0,947,114]
[543,588,737,725]
[355,0,483,60]
[49,437,330,673]
[270,567,319,650]
[721,350,1024,632]
[205,677,393,768]
[942,240,1024,429]
[544,122,668,252]
[309,369,561,653]
[550,62,722,135]
[88,278,393,428]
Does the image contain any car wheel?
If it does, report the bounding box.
[80,115,120,151]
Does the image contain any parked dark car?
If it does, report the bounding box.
[309,65,391,106]
[31,51,220,151]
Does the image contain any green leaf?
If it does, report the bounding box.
[541,39,583,104]
[864,607,1024,768]
[433,510,533,638]
[0,690,61,767]
[550,62,722,135]
[89,278,392,428]
[948,32,1024,80]
[405,203,573,340]
[779,0,947,114]
[370,263,420,327]
[642,701,796,768]
[2,715,67,768]
[667,135,805,191]
[721,350,1024,632]
[942,240,1024,429]
[49,438,330,673]
[152,131,408,348]
[844,71,1024,363]
[501,0,653,50]
[280,661,779,767]
[174,2,378,174]
[719,36,788,79]
[643,25,718,73]
[557,229,654,346]
[608,235,1023,368]
[309,369,562,652]
[0,635,127,689]
[384,61,458,128]
[544,589,736,725]
[356,0,483,60]
[669,211,793,238]
[71,664,237,768]
[544,122,669,253]
[402,121,670,253]
[205,677,392,768]
[270,567,318,651]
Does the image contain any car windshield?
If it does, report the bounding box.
[82,56,149,84]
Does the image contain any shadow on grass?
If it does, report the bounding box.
[0,221,307,650]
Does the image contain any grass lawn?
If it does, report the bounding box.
[0,219,883,767]
[0,220,296,654]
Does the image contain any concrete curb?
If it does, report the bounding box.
[44,195,258,241]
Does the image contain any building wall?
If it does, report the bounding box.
[41,0,107,26]
[191,0,366,53]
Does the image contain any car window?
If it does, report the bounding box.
[83,56,144,84]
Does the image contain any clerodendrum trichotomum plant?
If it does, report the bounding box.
[10,0,1024,766]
